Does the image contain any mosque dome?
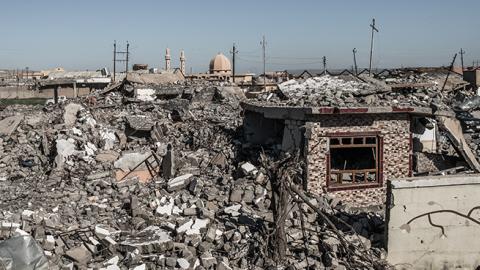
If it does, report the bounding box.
[209,53,232,74]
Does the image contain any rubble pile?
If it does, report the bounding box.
[0,83,387,269]
[255,73,473,111]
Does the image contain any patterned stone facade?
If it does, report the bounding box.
[306,113,411,207]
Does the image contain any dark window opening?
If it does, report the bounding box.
[327,135,382,190]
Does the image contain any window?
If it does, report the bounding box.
[327,133,383,191]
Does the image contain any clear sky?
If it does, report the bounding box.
[1,0,479,73]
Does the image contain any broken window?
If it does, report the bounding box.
[327,134,382,190]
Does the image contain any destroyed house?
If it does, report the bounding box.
[242,103,474,207]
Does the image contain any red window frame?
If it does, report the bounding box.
[325,132,384,192]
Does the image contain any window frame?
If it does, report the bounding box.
[325,131,384,191]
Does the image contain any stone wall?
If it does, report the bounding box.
[306,113,411,207]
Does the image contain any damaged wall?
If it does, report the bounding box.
[0,87,92,99]
[243,111,285,147]
[387,174,480,269]
[306,113,411,207]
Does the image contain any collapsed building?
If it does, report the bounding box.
[0,66,480,269]
[243,72,480,208]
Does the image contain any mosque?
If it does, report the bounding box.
[163,48,253,83]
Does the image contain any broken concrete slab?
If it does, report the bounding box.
[177,258,190,269]
[95,150,120,163]
[167,174,193,192]
[63,103,84,126]
[438,116,480,172]
[114,152,151,171]
[0,115,23,136]
[65,244,92,265]
[54,138,77,168]
[240,162,257,176]
[156,197,174,216]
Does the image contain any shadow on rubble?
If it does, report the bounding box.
[329,205,386,249]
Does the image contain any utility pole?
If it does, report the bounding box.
[25,67,29,80]
[322,56,327,75]
[441,53,457,92]
[459,48,465,71]
[368,18,379,76]
[230,43,238,83]
[113,40,117,82]
[125,41,130,73]
[353,48,358,75]
[261,35,267,91]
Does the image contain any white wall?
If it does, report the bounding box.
[387,174,480,270]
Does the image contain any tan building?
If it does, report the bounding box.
[209,53,231,75]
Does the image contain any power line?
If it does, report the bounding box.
[236,56,324,66]
[237,53,324,60]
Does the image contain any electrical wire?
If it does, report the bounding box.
[236,56,324,66]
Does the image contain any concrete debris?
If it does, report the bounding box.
[2,72,477,269]
[256,72,467,111]
[63,103,84,126]
[65,245,92,265]
[167,173,193,192]
[113,152,150,171]
[54,138,77,168]
[240,162,257,176]
[0,115,23,136]
[135,88,156,102]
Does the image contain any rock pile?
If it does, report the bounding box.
[0,82,388,269]
[255,72,472,111]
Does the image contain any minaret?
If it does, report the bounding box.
[180,50,186,75]
[165,48,171,71]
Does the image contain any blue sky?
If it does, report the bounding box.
[1,0,479,73]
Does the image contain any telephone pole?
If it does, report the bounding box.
[322,56,327,75]
[353,48,358,75]
[113,40,116,82]
[125,41,130,73]
[441,53,457,92]
[368,18,379,76]
[261,35,267,91]
[230,43,238,83]
[459,48,465,71]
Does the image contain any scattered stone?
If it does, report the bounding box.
[65,245,92,265]
[167,174,193,192]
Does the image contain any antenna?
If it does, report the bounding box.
[113,41,131,81]
[369,18,379,76]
